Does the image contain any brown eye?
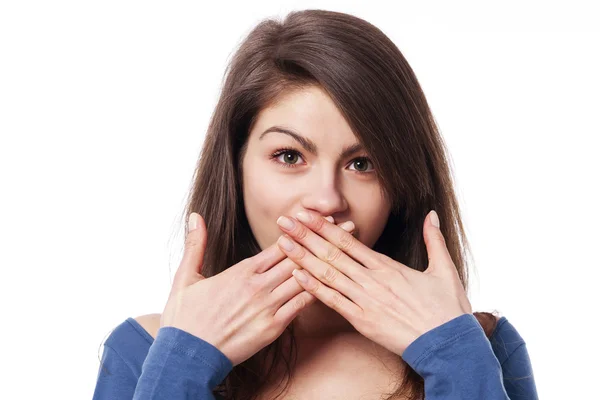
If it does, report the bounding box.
[281,151,300,165]
[270,148,304,168]
[271,147,374,174]
[349,157,373,173]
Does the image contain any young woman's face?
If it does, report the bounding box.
[241,85,392,252]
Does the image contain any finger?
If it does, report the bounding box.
[260,219,354,290]
[326,215,356,234]
[293,211,381,269]
[423,210,455,276]
[276,233,368,306]
[262,218,356,289]
[260,256,302,290]
[273,290,318,328]
[173,212,208,291]
[292,268,362,324]
[270,273,316,310]
[248,241,288,274]
[276,214,371,283]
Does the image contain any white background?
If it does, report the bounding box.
[1,1,598,399]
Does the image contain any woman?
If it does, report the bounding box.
[93,9,538,400]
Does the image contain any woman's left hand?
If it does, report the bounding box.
[275,209,473,358]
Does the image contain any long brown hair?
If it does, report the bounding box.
[181,9,499,400]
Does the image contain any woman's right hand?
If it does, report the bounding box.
[160,212,353,367]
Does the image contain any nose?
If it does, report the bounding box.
[300,173,348,219]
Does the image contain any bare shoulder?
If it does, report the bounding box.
[134,313,162,339]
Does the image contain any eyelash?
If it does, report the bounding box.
[269,147,375,175]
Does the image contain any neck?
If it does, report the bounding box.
[290,300,358,338]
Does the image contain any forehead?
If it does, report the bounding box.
[250,86,357,144]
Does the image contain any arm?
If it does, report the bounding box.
[496,340,538,398]
[133,326,232,400]
[93,344,139,399]
[402,313,530,399]
[93,326,232,400]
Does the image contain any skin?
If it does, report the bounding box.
[241,85,393,338]
[136,85,488,398]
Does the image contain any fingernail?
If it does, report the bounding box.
[324,216,334,223]
[293,269,308,283]
[277,216,295,230]
[189,213,198,231]
[296,211,311,224]
[430,210,440,228]
[339,221,355,232]
[278,235,295,251]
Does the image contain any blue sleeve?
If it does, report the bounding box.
[93,325,233,400]
[402,313,538,399]
[500,343,537,398]
[133,326,233,399]
[490,318,538,399]
[93,344,139,399]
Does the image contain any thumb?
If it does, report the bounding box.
[423,210,453,276]
[173,212,208,291]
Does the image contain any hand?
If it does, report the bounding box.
[274,209,473,357]
[160,212,353,366]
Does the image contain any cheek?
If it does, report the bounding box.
[350,191,391,247]
[243,158,296,213]
[244,165,289,215]
[245,180,277,218]
[243,166,294,245]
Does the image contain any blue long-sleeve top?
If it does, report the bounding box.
[93,313,538,399]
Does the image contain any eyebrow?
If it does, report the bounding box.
[259,125,365,159]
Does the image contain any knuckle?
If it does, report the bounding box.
[235,258,251,273]
[288,246,306,261]
[308,279,320,294]
[295,225,309,241]
[245,275,263,294]
[325,245,343,264]
[184,233,199,249]
[435,233,446,245]
[427,232,446,246]
[293,295,306,310]
[312,216,325,231]
[264,322,280,339]
[376,252,393,265]
[245,253,262,268]
[330,291,344,311]
[322,265,338,284]
[337,232,354,252]
[359,315,374,336]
